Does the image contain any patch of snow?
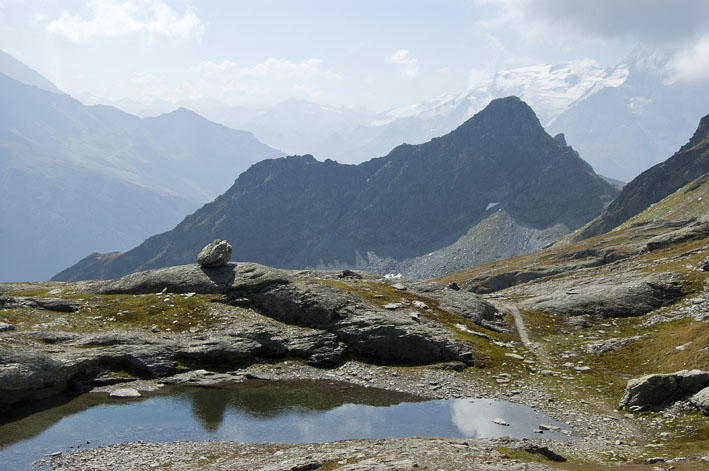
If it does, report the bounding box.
[486,202,500,211]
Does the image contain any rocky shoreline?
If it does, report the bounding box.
[30,359,637,471]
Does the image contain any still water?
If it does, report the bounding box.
[0,380,569,470]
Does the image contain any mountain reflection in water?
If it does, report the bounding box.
[0,380,569,470]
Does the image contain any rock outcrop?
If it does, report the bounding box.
[516,272,684,317]
[0,295,80,312]
[619,370,709,411]
[1,263,502,405]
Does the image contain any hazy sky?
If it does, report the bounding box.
[1,0,708,112]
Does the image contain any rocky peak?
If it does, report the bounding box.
[553,133,568,147]
[454,96,543,142]
[684,113,709,150]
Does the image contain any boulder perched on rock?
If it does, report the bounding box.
[619,370,709,411]
[197,239,232,268]
[691,387,709,415]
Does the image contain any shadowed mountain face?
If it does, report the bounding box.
[575,113,709,241]
[55,97,619,281]
[0,70,283,282]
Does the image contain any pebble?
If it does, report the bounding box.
[0,322,16,331]
[109,388,142,398]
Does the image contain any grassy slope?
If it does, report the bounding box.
[435,175,709,465]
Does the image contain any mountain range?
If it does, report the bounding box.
[174,49,706,183]
[54,96,619,281]
[0,53,282,282]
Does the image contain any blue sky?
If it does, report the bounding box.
[1,0,708,111]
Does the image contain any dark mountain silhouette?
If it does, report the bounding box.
[574,113,709,241]
[55,97,619,281]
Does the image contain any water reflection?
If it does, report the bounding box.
[177,380,421,431]
[0,380,569,471]
[450,398,568,439]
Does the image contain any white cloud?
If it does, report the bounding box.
[385,49,419,78]
[485,33,505,52]
[0,0,25,8]
[125,57,341,105]
[193,58,341,81]
[667,34,709,82]
[477,0,709,43]
[46,0,204,44]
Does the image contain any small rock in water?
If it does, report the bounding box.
[110,388,141,398]
[493,418,509,426]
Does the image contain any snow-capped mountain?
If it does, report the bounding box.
[378,59,629,127]
[547,47,709,181]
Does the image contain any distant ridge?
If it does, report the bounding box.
[55,96,619,281]
[0,50,61,94]
[0,64,283,282]
[574,112,709,241]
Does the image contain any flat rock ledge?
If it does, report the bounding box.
[516,272,684,318]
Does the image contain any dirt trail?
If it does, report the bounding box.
[498,302,552,365]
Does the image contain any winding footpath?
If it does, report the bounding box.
[498,301,552,365]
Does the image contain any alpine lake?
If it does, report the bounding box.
[0,379,570,470]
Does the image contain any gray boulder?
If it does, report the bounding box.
[406,280,499,322]
[0,322,16,332]
[619,370,709,410]
[197,239,232,268]
[582,335,649,354]
[690,387,709,415]
[700,256,709,272]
